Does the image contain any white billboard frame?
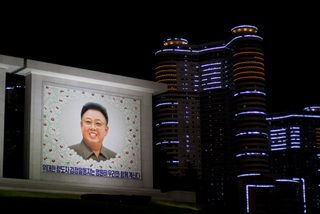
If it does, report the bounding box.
[0,57,167,193]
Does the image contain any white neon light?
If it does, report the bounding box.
[236,131,267,137]
[202,67,221,72]
[207,81,221,85]
[237,173,261,178]
[234,90,266,97]
[276,179,300,183]
[304,106,320,111]
[201,71,221,77]
[271,143,287,147]
[270,132,286,136]
[291,146,300,149]
[231,25,258,32]
[267,114,320,120]
[235,111,266,116]
[174,49,191,52]
[236,152,267,157]
[270,128,286,132]
[224,35,243,47]
[294,178,306,213]
[156,121,178,126]
[290,126,300,129]
[201,62,221,67]
[203,86,222,90]
[271,147,286,151]
[246,184,273,213]
[155,34,262,55]
[155,102,178,108]
[270,136,286,140]
[156,140,180,145]
[192,46,225,53]
[246,184,255,213]
[244,35,263,40]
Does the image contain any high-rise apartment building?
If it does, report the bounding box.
[154,38,202,177]
[154,25,267,207]
[267,106,320,212]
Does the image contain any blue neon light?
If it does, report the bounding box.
[235,111,266,116]
[304,106,320,111]
[202,67,221,72]
[236,131,267,137]
[156,121,178,126]
[238,173,261,178]
[246,184,273,213]
[156,102,179,108]
[244,35,263,40]
[201,62,222,67]
[234,90,266,97]
[266,114,320,120]
[203,86,222,90]
[270,128,286,132]
[231,25,258,32]
[155,34,262,55]
[236,152,267,158]
[201,71,221,77]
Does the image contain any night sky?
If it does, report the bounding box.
[1,4,319,113]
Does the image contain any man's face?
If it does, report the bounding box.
[81,109,109,149]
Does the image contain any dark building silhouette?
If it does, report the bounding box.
[267,106,320,213]
[3,74,25,178]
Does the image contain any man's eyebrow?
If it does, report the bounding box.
[84,118,103,122]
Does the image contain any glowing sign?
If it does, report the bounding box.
[42,85,141,179]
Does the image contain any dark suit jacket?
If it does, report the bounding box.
[69,139,116,161]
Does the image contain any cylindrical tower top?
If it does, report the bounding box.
[163,38,188,46]
[231,25,258,34]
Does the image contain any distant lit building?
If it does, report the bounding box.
[267,106,320,213]
[227,25,268,177]
[154,25,267,208]
[246,177,305,214]
[154,38,202,178]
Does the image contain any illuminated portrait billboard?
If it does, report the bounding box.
[42,84,141,179]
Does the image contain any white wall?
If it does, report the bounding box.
[0,55,167,194]
[21,60,166,191]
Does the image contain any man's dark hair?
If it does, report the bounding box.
[81,102,108,124]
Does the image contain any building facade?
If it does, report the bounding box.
[246,177,305,214]
[267,106,320,213]
[154,25,267,208]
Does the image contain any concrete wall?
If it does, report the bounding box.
[0,55,197,203]
[0,55,167,194]
[20,59,166,191]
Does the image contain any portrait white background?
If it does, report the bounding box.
[58,98,126,153]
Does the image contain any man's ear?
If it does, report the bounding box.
[105,126,109,136]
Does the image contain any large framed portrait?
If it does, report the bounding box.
[42,84,141,179]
